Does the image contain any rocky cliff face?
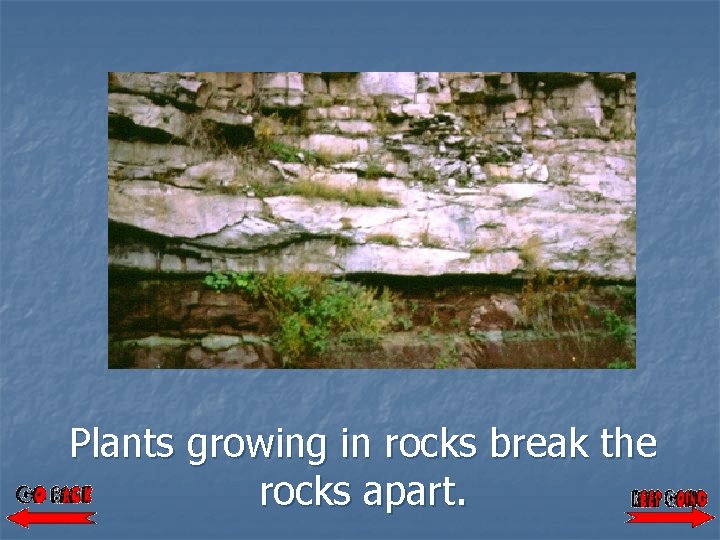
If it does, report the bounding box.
[108,72,635,279]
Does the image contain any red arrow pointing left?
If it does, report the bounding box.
[6,508,95,528]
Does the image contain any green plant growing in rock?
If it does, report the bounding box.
[419,228,443,249]
[367,233,400,246]
[225,179,399,206]
[255,114,283,142]
[519,271,636,366]
[466,109,483,133]
[607,358,633,369]
[375,108,393,137]
[555,157,575,183]
[624,212,636,232]
[202,271,396,367]
[434,342,460,369]
[340,217,353,230]
[519,271,599,363]
[288,180,399,207]
[313,149,355,166]
[263,141,306,163]
[611,124,635,140]
[184,115,235,156]
[204,271,258,294]
[390,298,414,331]
[603,309,635,345]
[203,271,232,292]
[577,248,591,267]
[612,285,636,313]
[486,153,513,165]
[602,307,636,369]
[519,272,591,334]
[256,135,356,167]
[415,165,438,184]
[519,235,543,269]
[311,94,334,108]
[364,159,386,180]
[396,315,413,331]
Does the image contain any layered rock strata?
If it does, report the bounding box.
[109,71,636,279]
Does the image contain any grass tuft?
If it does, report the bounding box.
[289,180,399,207]
[367,233,400,246]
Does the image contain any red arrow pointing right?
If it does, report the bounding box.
[627,507,715,528]
[6,508,95,528]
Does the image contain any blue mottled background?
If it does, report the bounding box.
[1,1,718,538]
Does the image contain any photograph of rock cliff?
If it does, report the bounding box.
[109,72,636,369]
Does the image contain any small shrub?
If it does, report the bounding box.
[202,271,396,366]
[340,217,353,230]
[470,245,487,255]
[430,310,441,328]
